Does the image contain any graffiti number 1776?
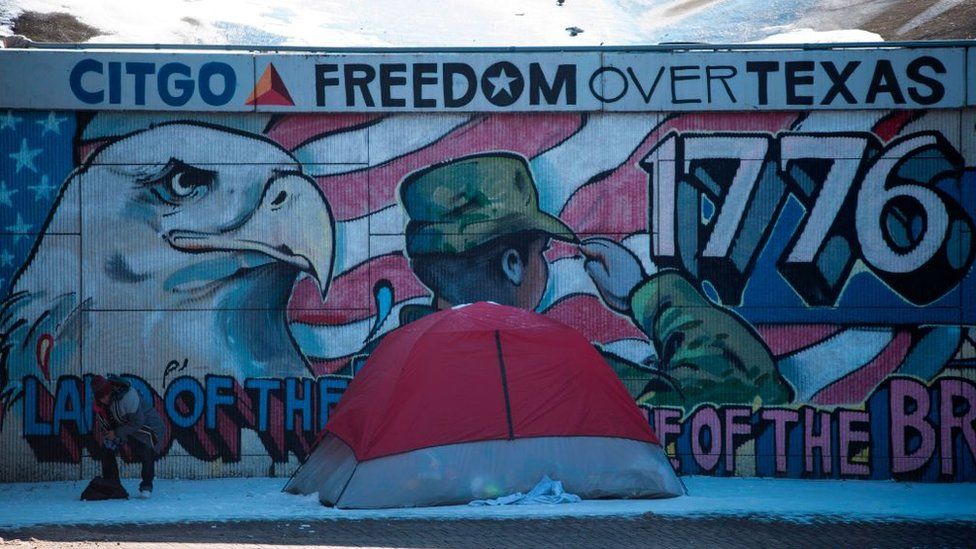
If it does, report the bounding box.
[642,131,974,306]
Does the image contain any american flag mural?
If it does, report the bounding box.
[263,110,975,403]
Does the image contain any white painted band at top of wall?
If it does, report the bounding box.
[0,44,974,112]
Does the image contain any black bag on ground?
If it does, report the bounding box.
[80,476,129,500]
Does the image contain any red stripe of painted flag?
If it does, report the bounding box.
[315,113,584,221]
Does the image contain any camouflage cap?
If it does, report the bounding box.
[400,152,578,256]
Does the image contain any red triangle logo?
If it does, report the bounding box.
[246,63,295,106]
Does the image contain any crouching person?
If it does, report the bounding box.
[89,375,164,499]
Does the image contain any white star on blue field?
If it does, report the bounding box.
[0,111,76,295]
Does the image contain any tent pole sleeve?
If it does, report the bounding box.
[494,330,515,440]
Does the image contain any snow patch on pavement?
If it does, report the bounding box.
[1,476,974,528]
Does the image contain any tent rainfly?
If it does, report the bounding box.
[285,302,682,508]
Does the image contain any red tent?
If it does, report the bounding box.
[285,302,682,508]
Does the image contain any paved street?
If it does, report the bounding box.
[3,517,976,548]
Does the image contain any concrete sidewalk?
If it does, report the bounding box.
[3,476,975,547]
[3,517,976,548]
[3,476,976,527]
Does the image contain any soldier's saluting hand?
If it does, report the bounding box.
[580,237,793,410]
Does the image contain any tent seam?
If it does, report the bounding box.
[494,330,515,441]
[333,461,360,508]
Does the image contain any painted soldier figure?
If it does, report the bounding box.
[353,152,791,411]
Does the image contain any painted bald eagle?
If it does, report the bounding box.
[0,122,334,416]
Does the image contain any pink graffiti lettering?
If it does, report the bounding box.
[890,378,936,474]
[804,408,831,474]
[761,408,799,473]
[652,407,682,469]
[939,379,976,476]
[691,406,721,471]
[723,407,752,471]
[838,410,870,476]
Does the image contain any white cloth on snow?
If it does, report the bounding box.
[468,476,581,506]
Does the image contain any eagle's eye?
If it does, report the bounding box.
[149,161,216,205]
[171,170,200,197]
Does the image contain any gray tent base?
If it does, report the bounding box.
[285,434,683,509]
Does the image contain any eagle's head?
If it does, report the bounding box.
[1,122,335,410]
[83,122,334,308]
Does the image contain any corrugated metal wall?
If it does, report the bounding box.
[0,109,974,482]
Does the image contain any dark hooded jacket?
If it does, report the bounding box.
[97,383,164,452]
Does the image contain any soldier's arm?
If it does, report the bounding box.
[581,238,792,408]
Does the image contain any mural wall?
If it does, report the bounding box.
[0,108,974,481]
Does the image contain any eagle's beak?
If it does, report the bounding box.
[166,174,335,299]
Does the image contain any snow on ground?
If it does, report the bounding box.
[0,0,883,47]
[1,476,974,528]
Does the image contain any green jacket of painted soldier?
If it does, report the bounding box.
[345,152,792,412]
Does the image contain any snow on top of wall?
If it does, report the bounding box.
[750,28,884,44]
[4,0,636,46]
[2,0,883,47]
